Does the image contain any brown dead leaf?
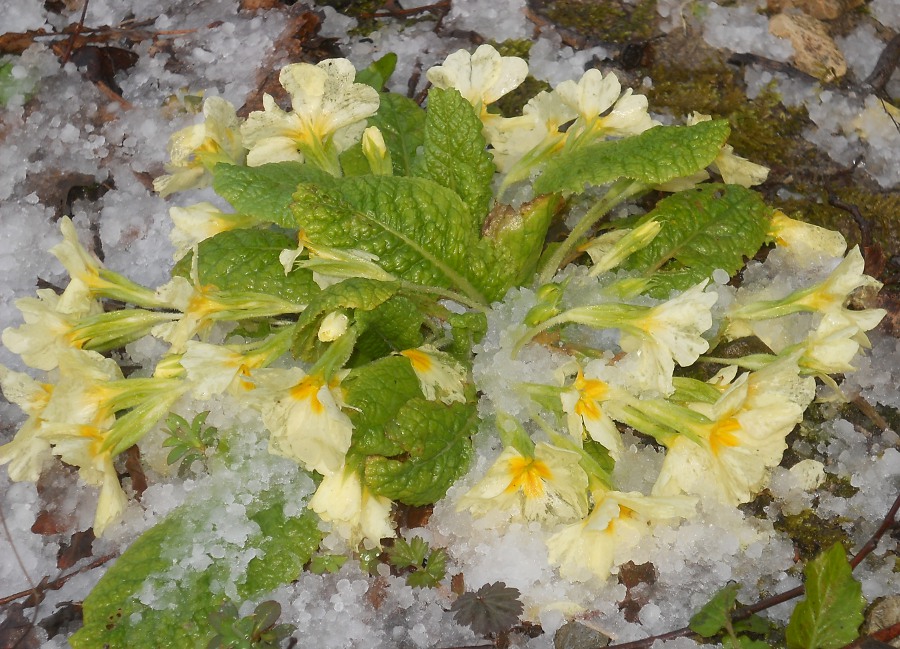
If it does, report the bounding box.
[57,529,95,571]
[0,603,42,649]
[617,561,657,623]
[31,509,73,536]
[124,444,148,498]
[241,0,283,10]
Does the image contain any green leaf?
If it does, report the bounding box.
[388,536,430,569]
[725,637,770,649]
[213,162,335,227]
[308,554,348,575]
[0,56,37,105]
[623,183,771,296]
[786,543,865,649]
[355,52,398,91]
[475,194,564,300]
[344,356,424,457]
[447,311,488,360]
[415,87,495,223]
[70,485,322,649]
[407,547,448,589]
[338,142,372,177]
[291,277,399,361]
[175,228,320,305]
[368,92,426,176]
[364,398,476,505]
[292,176,488,304]
[534,120,731,195]
[351,296,425,365]
[451,581,524,636]
[690,582,741,637]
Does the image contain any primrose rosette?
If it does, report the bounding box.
[0,45,887,646]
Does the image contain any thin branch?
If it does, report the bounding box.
[0,553,116,608]
[60,0,90,65]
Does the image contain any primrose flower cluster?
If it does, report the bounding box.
[0,44,885,594]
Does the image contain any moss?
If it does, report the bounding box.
[537,0,658,43]
[646,63,809,171]
[494,76,551,117]
[775,509,851,560]
[821,472,860,499]
[312,0,383,37]
[489,39,534,59]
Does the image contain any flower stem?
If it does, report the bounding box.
[536,178,645,285]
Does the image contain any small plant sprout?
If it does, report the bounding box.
[386,536,449,588]
[162,410,218,471]
[206,600,296,649]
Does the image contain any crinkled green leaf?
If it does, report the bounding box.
[786,543,865,649]
[368,92,426,176]
[351,296,425,365]
[355,52,398,91]
[414,87,495,223]
[175,228,319,305]
[623,183,771,296]
[70,486,321,649]
[689,582,741,637]
[534,120,731,195]
[292,177,488,304]
[213,161,334,227]
[447,311,487,361]
[290,277,398,360]
[344,355,424,457]
[364,398,476,505]
[475,194,564,299]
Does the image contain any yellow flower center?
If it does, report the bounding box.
[505,456,553,499]
[290,376,325,414]
[401,349,432,373]
[709,417,742,456]
[574,372,608,422]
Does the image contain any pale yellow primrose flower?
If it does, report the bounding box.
[39,421,127,536]
[687,112,769,187]
[255,369,353,476]
[456,442,589,523]
[800,309,885,375]
[309,464,395,549]
[486,90,574,175]
[768,211,847,261]
[652,360,815,505]
[51,217,165,310]
[241,59,379,171]
[40,347,124,426]
[729,246,882,324]
[168,202,258,261]
[618,281,717,395]
[280,236,396,289]
[151,275,305,353]
[555,69,657,141]
[560,370,623,459]
[546,489,696,582]
[399,345,467,405]
[153,96,244,197]
[0,367,54,482]
[426,44,528,129]
[1,288,102,371]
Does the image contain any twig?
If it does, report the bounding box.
[363,0,451,20]
[605,489,900,649]
[865,33,900,97]
[0,553,117,608]
[60,0,90,65]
